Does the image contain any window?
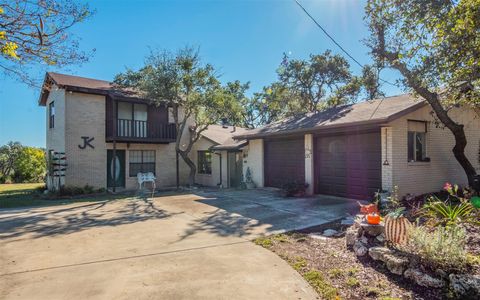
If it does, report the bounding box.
[197,151,212,174]
[49,102,55,128]
[117,102,148,137]
[129,150,155,176]
[407,121,427,162]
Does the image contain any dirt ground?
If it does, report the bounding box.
[255,221,447,300]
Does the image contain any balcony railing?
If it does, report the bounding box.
[107,119,177,143]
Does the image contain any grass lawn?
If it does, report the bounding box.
[0,183,132,209]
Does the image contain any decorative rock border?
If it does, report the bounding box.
[345,219,480,299]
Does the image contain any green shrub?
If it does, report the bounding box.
[57,185,99,197]
[282,181,308,197]
[83,185,95,194]
[303,269,338,300]
[253,237,273,248]
[420,198,477,227]
[405,225,468,272]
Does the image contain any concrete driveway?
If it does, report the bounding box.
[0,189,357,299]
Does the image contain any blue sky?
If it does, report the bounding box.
[0,0,403,148]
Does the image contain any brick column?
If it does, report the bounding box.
[305,134,314,195]
[381,127,393,192]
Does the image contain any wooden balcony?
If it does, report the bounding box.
[106,119,177,143]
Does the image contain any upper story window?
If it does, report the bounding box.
[197,151,212,174]
[407,120,428,162]
[48,102,55,128]
[117,102,148,137]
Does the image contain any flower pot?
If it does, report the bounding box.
[470,196,480,209]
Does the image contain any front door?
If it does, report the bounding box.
[228,151,243,188]
[107,150,126,188]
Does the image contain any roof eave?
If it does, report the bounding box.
[211,141,248,151]
[233,100,428,140]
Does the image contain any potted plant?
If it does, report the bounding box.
[243,167,256,189]
[282,180,309,197]
[383,187,411,245]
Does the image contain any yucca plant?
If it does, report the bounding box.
[420,198,477,227]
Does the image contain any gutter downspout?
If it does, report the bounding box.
[214,152,222,187]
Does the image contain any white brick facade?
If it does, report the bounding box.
[386,105,480,196]
[245,106,480,198]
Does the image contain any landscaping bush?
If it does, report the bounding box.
[419,182,479,227]
[57,185,101,197]
[404,225,469,273]
[282,181,309,197]
[420,200,477,227]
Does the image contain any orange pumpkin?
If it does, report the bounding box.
[366,213,381,225]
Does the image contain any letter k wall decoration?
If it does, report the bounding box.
[78,136,95,149]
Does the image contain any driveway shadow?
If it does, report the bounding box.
[0,197,178,240]
[177,189,359,241]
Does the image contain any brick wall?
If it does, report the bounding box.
[386,105,480,196]
[63,91,190,190]
[64,92,107,188]
[45,85,66,189]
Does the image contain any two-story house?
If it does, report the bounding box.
[39,72,248,192]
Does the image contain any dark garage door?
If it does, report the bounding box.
[315,131,381,200]
[264,138,305,188]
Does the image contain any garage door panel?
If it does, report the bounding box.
[315,132,381,200]
[264,138,305,188]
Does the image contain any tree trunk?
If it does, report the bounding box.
[391,60,477,186]
[178,150,196,186]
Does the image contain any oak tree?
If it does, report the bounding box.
[365,0,480,184]
[0,0,93,85]
[115,48,243,185]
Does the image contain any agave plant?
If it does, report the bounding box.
[420,198,477,227]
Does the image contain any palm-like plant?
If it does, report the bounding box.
[420,199,477,227]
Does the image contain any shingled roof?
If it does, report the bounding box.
[200,125,249,150]
[234,94,427,140]
[38,72,142,106]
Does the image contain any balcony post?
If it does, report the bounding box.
[112,100,117,192]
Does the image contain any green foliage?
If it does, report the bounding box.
[278,50,363,111]
[420,198,477,227]
[364,0,480,182]
[253,237,273,248]
[246,82,304,127]
[381,186,407,218]
[291,256,307,271]
[303,269,338,300]
[328,268,344,279]
[404,225,469,272]
[420,182,479,227]
[0,141,23,183]
[13,147,46,183]
[365,0,480,102]
[345,277,360,288]
[57,185,102,197]
[0,0,93,85]
[115,47,245,185]
[0,142,45,183]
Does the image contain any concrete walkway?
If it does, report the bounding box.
[0,189,356,299]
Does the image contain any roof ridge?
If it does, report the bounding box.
[48,72,112,84]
